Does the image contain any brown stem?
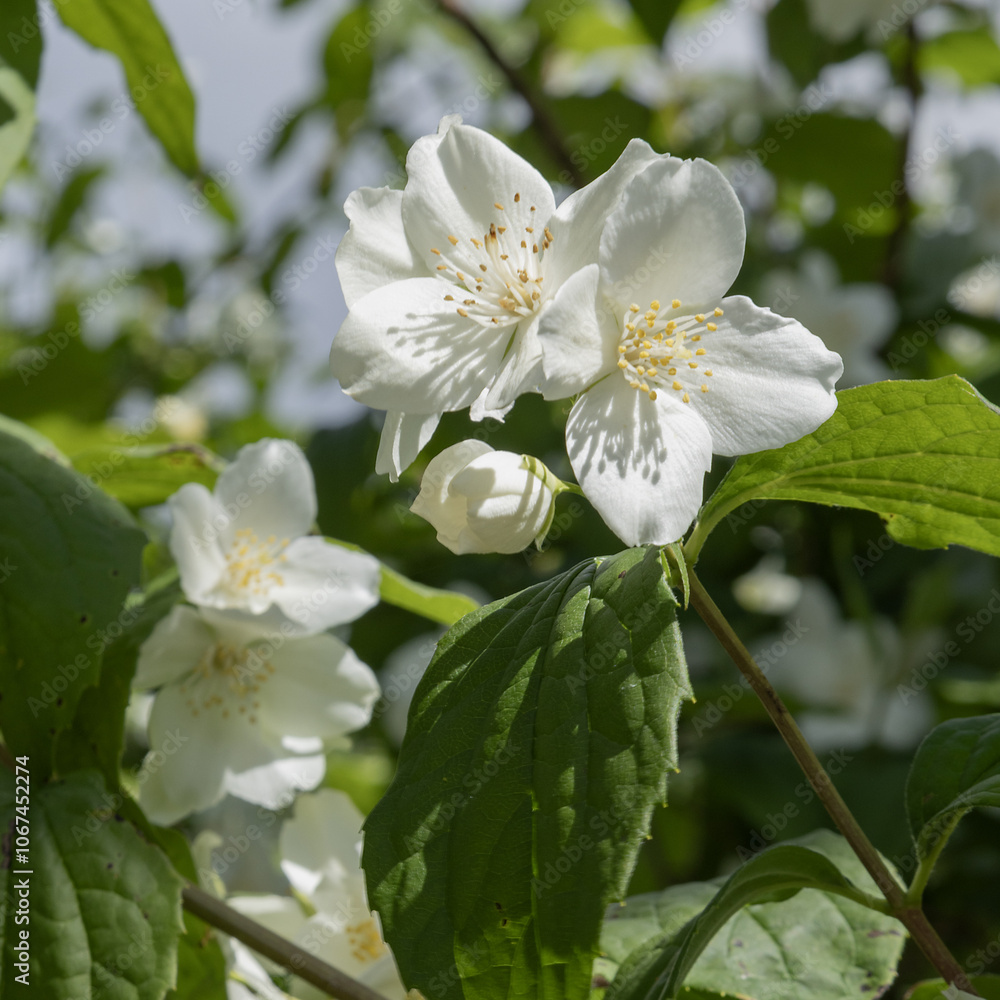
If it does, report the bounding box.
[435,0,584,187]
[686,570,976,994]
[182,884,392,1000]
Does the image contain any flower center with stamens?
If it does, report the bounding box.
[180,642,274,723]
[220,527,289,599]
[616,299,724,404]
[429,193,553,327]
[347,917,388,964]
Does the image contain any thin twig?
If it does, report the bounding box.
[435,0,584,187]
[686,569,976,994]
[182,884,392,1000]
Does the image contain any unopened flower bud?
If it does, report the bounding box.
[411,441,564,554]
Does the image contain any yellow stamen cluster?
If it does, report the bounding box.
[181,641,273,723]
[431,193,552,326]
[616,299,723,404]
[223,527,289,597]
[347,918,389,964]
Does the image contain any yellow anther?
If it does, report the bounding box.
[456,271,465,281]
[636,366,645,375]
[448,235,458,245]
[431,248,440,255]
[640,383,649,392]
[707,322,717,331]
[639,351,650,358]
[668,367,677,375]
[643,341,652,349]
[701,384,709,392]
[618,359,628,369]
[691,334,701,341]
[666,321,676,331]
[714,307,723,316]
[533,244,539,253]
[649,390,657,401]
[705,369,713,376]
[650,299,660,310]
[696,348,706,355]
[629,303,640,312]
[672,380,682,391]
[618,344,627,353]
[630,380,640,389]
[626,323,635,332]
[479,264,488,272]
[436,264,448,271]
[695,314,706,322]
[682,392,690,403]
[521,240,527,248]
[498,226,507,234]
[525,227,534,233]
[671,299,681,309]
[647,367,657,376]
[457,307,469,317]
[471,237,483,248]
[463,299,476,306]
[514,192,521,202]
[689,362,698,369]
[494,202,504,210]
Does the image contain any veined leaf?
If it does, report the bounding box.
[364,547,692,1000]
[692,378,1000,561]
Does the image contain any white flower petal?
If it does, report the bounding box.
[599,157,746,310]
[270,538,381,632]
[567,376,713,546]
[279,788,365,892]
[545,138,663,290]
[168,484,228,603]
[138,683,277,824]
[484,313,544,409]
[401,121,556,279]
[132,605,214,691]
[330,276,512,414]
[690,295,842,456]
[376,410,441,482]
[223,752,327,810]
[337,187,422,308]
[257,634,379,742]
[215,439,317,541]
[538,263,617,399]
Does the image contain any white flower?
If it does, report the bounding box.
[538,156,843,546]
[168,438,380,635]
[132,606,380,825]
[760,251,896,388]
[756,580,934,752]
[410,440,562,554]
[732,555,803,616]
[228,789,409,1000]
[329,116,669,480]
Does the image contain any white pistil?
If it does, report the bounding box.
[617,299,724,404]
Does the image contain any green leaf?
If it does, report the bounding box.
[919,28,1000,88]
[0,769,184,999]
[379,564,479,626]
[0,423,146,775]
[70,442,222,509]
[906,975,1000,999]
[322,4,373,139]
[626,0,682,43]
[54,577,181,787]
[766,0,865,88]
[691,378,1000,562]
[601,830,906,1000]
[0,63,36,192]
[364,547,692,1000]
[0,0,43,88]
[55,0,198,175]
[327,536,479,626]
[905,714,1000,861]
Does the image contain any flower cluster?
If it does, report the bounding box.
[132,439,382,825]
[331,117,843,549]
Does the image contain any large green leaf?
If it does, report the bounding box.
[919,28,1000,88]
[600,830,906,1000]
[0,64,35,192]
[692,378,1000,561]
[0,769,184,999]
[906,975,1000,999]
[0,0,42,88]
[625,0,682,44]
[70,442,222,509]
[56,0,198,175]
[364,547,692,1000]
[905,714,1000,861]
[0,424,146,774]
